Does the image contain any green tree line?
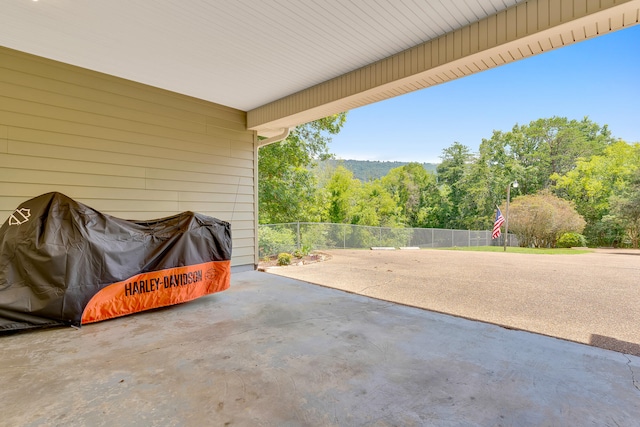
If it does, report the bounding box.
[318,159,437,181]
[259,115,640,248]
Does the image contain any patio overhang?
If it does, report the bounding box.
[248,0,640,136]
[2,1,638,137]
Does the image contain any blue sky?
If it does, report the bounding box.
[329,25,640,164]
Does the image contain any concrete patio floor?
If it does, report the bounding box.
[2,270,640,426]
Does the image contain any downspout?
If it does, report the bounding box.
[254,127,291,268]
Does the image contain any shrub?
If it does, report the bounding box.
[380,227,412,247]
[557,232,587,248]
[258,226,295,258]
[277,252,293,266]
[508,191,586,248]
[300,223,331,250]
[292,246,310,259]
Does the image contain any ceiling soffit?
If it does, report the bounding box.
[249,0,640,136]
[0,0,523,112]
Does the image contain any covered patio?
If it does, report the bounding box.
[2,2,640,425]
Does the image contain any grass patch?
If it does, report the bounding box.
[430,246,592,255]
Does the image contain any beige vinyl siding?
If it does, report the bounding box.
[0,47,257,267]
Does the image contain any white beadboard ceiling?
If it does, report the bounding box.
[0,0,523,111]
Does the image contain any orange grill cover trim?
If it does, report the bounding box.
[81,260,230,324]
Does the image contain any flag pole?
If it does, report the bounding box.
[503,183,511,252]
[503,180,518,251]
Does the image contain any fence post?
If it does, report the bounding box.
[468,229,471,247]
[296,221,301,250]
[343,224,346,249]
[431,228,434,248]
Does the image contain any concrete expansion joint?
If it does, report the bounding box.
[625,355,640,392]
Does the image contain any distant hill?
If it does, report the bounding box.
[319,159,439,181]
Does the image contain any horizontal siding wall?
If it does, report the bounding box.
[0,47,257,267]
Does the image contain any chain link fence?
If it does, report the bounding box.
[259,222,519,258]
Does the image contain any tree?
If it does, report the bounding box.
[553,141,640,246]
[381,163,444,228]
[323,165,361,224]
[507,191,586,248]
[351,180,401,227]
[607,169,640,248]
[437,142,472,227]
[448,116,613,231]
[478,116,613,194]
[454,140,519,230]
[258,113,346,223]
[517,117,612,187]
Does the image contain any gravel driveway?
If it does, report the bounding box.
[263,248,640,356]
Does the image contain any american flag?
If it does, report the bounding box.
[492,207,505,239]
